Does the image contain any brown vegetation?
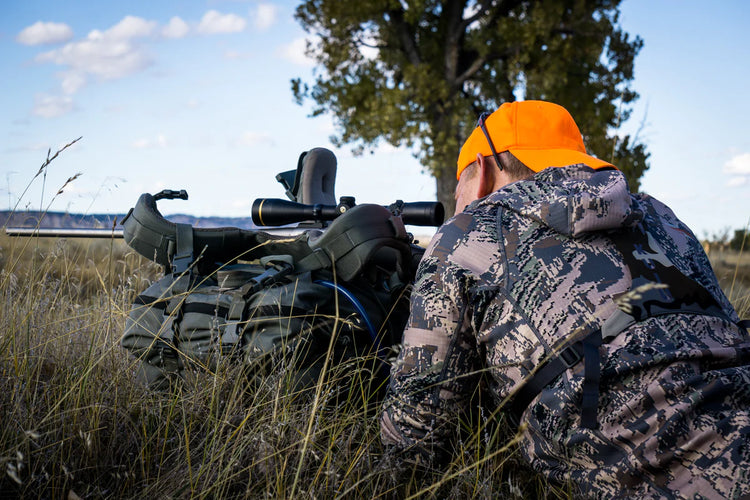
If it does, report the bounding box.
[0,235,564,499]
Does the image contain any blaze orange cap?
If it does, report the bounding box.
[456,100,614,179]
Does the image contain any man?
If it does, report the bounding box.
[380,100,750,498]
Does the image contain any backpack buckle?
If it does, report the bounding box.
[559,344,582,368]
[241,257,294,297]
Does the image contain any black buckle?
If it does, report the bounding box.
[559,344,582,368]
[242,261,294,297]
[171,252,193,274]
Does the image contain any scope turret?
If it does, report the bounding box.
[252,197,444,227]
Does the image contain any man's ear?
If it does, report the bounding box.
[476,154,497,198]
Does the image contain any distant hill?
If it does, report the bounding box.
[0,210,259,230]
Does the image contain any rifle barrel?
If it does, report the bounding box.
[4,228,124,238]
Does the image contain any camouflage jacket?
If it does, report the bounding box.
[380,165,750,499]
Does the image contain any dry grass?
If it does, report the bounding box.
[0,234,560,499]
[1,234,746,499]
[709,249,750,317]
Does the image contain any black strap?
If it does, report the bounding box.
[509,336,586,426]
[237,257,294,299]
[183,302,229,318]
[580,330,603,429]
[509,329,604,429]
[133,294,167,310]
[171,223,194,275]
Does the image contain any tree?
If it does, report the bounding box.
[730,228,748,252]
[292,0,649,215]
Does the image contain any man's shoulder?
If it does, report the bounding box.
[427,203,501,251]
[418,207,504,282]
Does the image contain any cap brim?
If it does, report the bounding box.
[510,148,615,173]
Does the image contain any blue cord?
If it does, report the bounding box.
[314,279,379,349]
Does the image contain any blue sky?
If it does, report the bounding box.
[1,1,748,238]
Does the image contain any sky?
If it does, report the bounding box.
[0,1,748,239]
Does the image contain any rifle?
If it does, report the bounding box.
[4,147,444,239]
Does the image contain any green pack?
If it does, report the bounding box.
[121,194,419,391]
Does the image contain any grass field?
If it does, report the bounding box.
[0,234,543,499]
[0,228,748,499]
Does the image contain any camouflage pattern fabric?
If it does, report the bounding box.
[380,165,750,499]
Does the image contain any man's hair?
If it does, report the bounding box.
[462,152,534,184]
[498,151,534,181]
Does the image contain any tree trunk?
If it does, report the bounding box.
[435,170,457,219]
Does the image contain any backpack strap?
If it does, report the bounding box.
[580,330,603,429]
[222,256,296,350]
[509,332,587,427]
[147,271,193,372]
[170,223,194,274]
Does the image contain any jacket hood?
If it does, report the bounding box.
[478,165,642,238]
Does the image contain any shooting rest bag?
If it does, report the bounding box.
[121,192,315,275]
[121,193,420,390]
[122,261,405,390]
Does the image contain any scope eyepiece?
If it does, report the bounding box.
[397,201,445,227]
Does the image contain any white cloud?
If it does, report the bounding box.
[252,4,277,31]
[31,16,161,88]
[4,143,48,153]
[726,177,748,188]
[27,12,250,119]
[463,3,482,31]
[17,21,73,46]
[132,134,168,149]
[32,94,73,118]
[162,17,190,39]
[60,71,87,94]
[278,37,314,67]
[360,44,379,61]
[36,33,152,81]
[105,16,157,40]
[131,138,151,149]
[375,142,399,154]
[232,131,273,147]
[197,10,246,35]
[724,152,750,175]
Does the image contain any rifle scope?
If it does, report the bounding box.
[252,198,445,227]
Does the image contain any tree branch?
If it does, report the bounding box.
[444,0,468,80]
[387,7,420,65]
[462,0,525,31]
[454,55,487,85]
